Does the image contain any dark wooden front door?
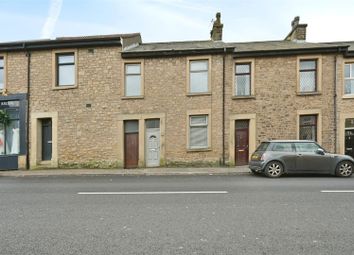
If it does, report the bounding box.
[345,129,354,159]
[235,120,249,166]
[124,120,139,169]
[41,118,52,161]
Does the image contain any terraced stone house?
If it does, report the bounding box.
[0,15,353,170]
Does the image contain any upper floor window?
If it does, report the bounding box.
[56,53,75,87]
[235,63,251,96]
[345,63,354,95]
[299,60,317,92]
[189,115,208,149]
[125,63,142,97]
[0,56,4,90]
[299,115,317,141]
[189,60,209,93]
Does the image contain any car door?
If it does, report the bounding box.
[270,142,297,172]
[295,142,331,173]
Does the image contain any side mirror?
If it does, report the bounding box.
[316,148,325,155]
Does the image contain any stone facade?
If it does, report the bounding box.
[0,18,354,170]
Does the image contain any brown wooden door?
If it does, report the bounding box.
[124,120,139,169]
[124,133,139,168]
[235,120,249,166]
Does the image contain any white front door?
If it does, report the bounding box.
[146,128,160,167]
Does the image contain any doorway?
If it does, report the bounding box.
[145,119,160,167]
[345,118,354,158]
[41,118,52,161]
[235,120,249,166]
[124,120,139,169]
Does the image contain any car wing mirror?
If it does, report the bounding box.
[316,148,325,155]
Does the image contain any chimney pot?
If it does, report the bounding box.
[210,12,223,41]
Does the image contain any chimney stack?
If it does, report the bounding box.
[284,16,307,42]
[210,12,223,41]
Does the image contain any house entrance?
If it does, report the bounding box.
[235,120,249,166]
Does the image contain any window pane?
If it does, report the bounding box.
[58,65,75,86]
[5,120,20,155]
[6,108,19,120]
[0,69,3,89]
[345,79,354,94]
[126,64,141,75]
[0,58,3,67]
[300,60,316,70]
[300,126,316,140]
[345,118,354,128]
[125,75,141,96]
[236,75,250,96]
[124,120,138,133]
[58,55,74,64]
[146,119,160,129]
[190,115,207,126]
[236,64,250,74]
[352,64,354,77]
[300,115,316,125]
[300,71,316,92]
[190,126,207,148]
[0,124,4,155]
[345,64,350,78]
[295,143,319,153]
[190,72,208,93]
[272,143,293,152]
[190,61,208,71]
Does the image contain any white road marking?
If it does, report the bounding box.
[77,191,228,195]
[321,190,354,193]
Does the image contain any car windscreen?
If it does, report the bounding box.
[255,142,269,152]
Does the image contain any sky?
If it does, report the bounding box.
[0,0,353,44]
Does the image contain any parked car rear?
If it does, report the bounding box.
[249,140,354,178]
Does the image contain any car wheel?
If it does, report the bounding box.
[264,161,283,178]
[335,161,353,177]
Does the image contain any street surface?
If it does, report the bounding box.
[1,174,354,255]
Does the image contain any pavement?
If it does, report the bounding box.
[0,165,250,177]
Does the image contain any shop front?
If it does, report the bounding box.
[0,94,27,170]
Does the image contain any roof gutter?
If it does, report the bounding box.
[122,47,235,58]
[233,46,349,58]
[0,39,122,52]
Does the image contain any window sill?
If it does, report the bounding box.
[122,96,144,100]
[342,94,354,99]
[187,92,212,97]
[187,148,212,152]
[53,85,77,90]
[232,95,255,100]
[296,92,321,96]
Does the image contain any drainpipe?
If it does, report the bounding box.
[333,54,338,153]
[25,45,31,170]
[222,48,226,165]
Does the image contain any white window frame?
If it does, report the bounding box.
[189,115,209,150]
[344,62,354,95]
[123,61,144,98]
[187,56,211,95]
[235,62,251,96]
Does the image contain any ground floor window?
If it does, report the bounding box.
[189,115,208,149]
[299,115,317,141]
[0,104,20,155]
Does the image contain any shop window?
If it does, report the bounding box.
[0,56,4,90]
[0,106,20,155]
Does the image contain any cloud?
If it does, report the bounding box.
[41,0,63,39]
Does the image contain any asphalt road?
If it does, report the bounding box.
[1,174,354,255]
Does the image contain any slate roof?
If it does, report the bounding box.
[122,39,352,58]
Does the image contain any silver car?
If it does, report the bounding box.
[249,140,354,178]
